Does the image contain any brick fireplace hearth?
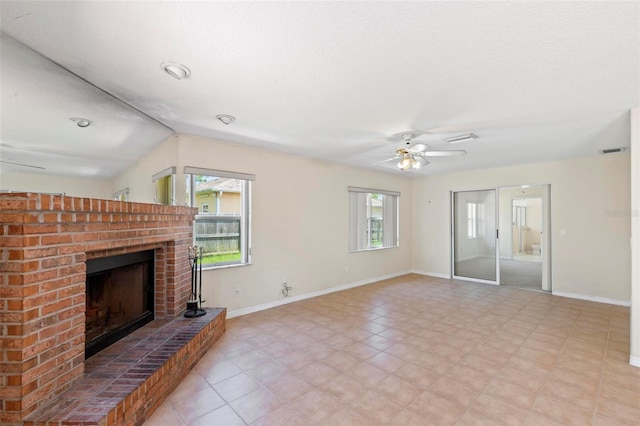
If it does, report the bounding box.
[0,192,204,424]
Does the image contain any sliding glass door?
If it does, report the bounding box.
[452,189,498,283]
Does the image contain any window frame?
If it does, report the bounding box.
[152,166,176,205]
[467,202,477,239]
[348,186,400,252]
[113,187,129,201]
[185,167,254,269]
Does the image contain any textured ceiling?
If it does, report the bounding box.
[1,1,638,178]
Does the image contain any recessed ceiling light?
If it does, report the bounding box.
[161,62,191,80]
[444,133,478,144]
[70,117,92,128]
[216,114,236,125]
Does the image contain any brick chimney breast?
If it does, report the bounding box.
[0,192,197,424]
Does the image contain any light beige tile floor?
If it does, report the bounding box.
[145,274,640,425]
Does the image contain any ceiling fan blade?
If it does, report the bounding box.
[370,156,398,166]
[413,157,429,168]
[0,160,46,169]
[421,150,466,157]
[407,143,427,153]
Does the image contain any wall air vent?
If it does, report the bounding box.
[599,147,627,154]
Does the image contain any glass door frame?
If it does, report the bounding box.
[450,188,500,285]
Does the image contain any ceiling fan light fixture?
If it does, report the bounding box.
[161,62,191,80]
[444,133,478,144]
[397,155,414,171]
[216,114,236,125]
[70,117,92,128]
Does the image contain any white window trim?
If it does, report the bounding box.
[184,166,255,181]
[348,187,400,252]
[152,166,176,205]
[186,167,253,269]
[347,186,400,197]
[113,187,129,201]
[467,202,477,239]
[152,166,176,182]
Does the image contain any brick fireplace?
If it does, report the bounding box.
[0,192,200,424]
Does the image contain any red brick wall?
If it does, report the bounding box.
[0,193,197,424]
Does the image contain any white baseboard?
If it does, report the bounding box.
[630,355,640,368]
[226,275,631,319]
[411,270,451,279]
[552,291,631,307]
[226,270,412,319]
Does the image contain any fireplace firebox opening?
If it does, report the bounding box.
[85,250,155,358]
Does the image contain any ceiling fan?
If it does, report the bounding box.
[377,133,467,171]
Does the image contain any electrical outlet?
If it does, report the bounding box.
[234,284,240,294]
[282,282,292,297]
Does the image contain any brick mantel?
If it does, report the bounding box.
[0,193,197,424]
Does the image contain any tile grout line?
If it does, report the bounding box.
[450,288,547,424]
[147,277,634,426]
[590,307,613,426]
[526,299,586,425]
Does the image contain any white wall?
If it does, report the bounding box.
[115,134,413,313]
[0,134,178,201]
[4,132,632,315]
[0,170,112,198]
[111,135,179,204]
[523,198,543,251]
[412,153,632,304]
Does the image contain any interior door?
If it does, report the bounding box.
[452,189,498,283]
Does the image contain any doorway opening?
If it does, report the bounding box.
[510,197,543,262]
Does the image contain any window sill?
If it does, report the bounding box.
[201,262,252,271]
[349,246,398,253]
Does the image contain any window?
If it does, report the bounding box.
[467,202,485,239]
[152,167,176,205]
[185,167,254,268]
[467,202,477,239]
[112,187,129,201]
[348,186,399,252]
